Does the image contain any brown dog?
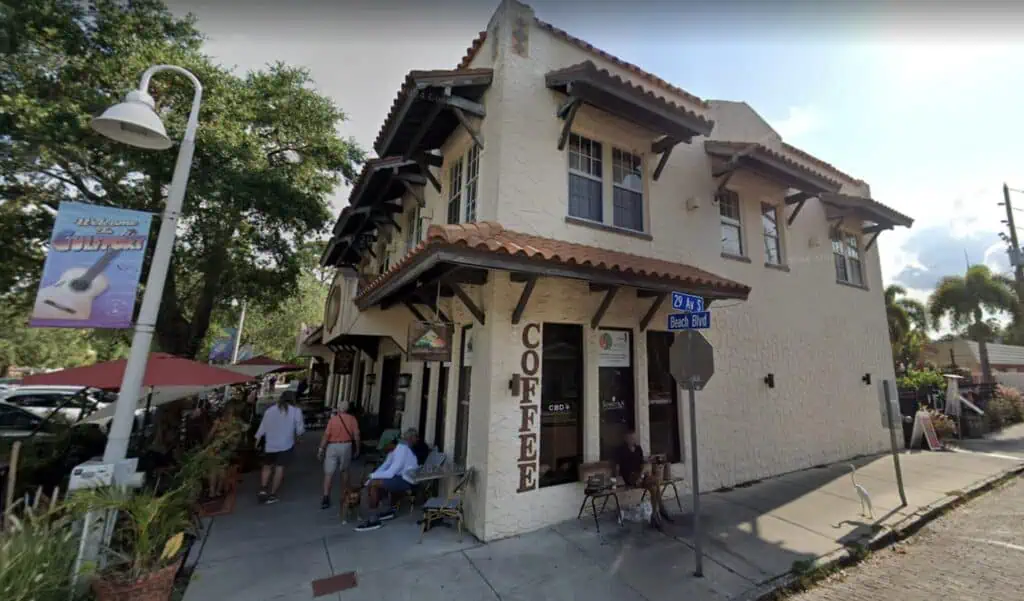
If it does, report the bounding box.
[339,487,362,524]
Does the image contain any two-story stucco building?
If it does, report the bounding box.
[300,0,913,541]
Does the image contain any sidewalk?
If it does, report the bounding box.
[182,431,1024,601]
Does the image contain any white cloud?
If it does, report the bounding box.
[770,106,823,140]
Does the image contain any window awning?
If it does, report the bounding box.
[354,222,749,332]
[545,61,715,181]
[321,157,429,268]
[323,334,381,359]
[705,140,843,198]
[374,68,493,164]
[820,192,914,250]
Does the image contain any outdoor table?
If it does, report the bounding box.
[412,463,468,483]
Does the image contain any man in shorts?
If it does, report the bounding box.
[254,391,305,504]
[354,428,421,531]
[318,401,360,509]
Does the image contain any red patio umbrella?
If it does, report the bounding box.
[22,352,255,389]
[234,355,304,373]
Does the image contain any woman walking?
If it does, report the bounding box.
[255,390,305,504]
[318,401,361,509]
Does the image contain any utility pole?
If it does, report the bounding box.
[1003,183,1024,300]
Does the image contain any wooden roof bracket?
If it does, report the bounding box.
[785,191,815,227]
[395,170,427,208]
[828,216,845,239]
[413,152,442,193]
[863,224,892,251]
[639,291,667,331]
[652,137,682,182]
[511,274,538,326]
[402,88,448,161]
[444,276,486,325]
[557,90,584,151]
[590,286,619,329]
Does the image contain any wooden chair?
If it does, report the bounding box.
[577,461,620,533]
[419,469,472,542]
[640,456,684,512]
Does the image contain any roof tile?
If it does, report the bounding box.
[356,222,750,302]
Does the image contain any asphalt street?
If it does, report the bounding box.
[792,473,1024,601]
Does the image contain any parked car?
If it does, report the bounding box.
[0,377,22,392]
[0,401,57,439]
[0,385,114,424]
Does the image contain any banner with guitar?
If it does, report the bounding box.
[30,201,154,329]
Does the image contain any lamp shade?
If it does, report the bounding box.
[91,90,172,150]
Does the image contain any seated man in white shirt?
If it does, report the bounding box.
[354,428,421,532]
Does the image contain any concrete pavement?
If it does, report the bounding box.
[182,430,1024,601]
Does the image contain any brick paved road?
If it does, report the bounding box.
[792,474,1024,601]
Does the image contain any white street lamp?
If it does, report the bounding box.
[92,65,203,463]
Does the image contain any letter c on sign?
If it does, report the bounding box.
[523,323,540,349]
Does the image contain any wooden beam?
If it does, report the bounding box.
[413,153,442,193]
[421,92,486,118]
[512,275,538,326]
[402,99,446,161]
[557,98,583,151]
[557,93,577,118]
[636,290,661,298]
[510,272,533,283]
[589,283,613,293]
[865,231,883,251]
[715,170,736,192]
[590,286,619,329]
[451,106,484,150]
[418,152,443,168]
[786,199,807,226]
[711,143,759,178]
[404,300,427,322]
[445,278,486,325]
[399,177,425,208]
[639,292,667,331]
[862,223,893,235]
[651,136,678,154]
[784,190,814,205]
[651,141,675,183]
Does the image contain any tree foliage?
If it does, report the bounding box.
[2,0,363,357]
[884,285,929,373]
[928,265,1018,383]
[0,296,96,376]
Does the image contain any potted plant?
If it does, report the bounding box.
[0,497,80,601]
[68,485,193,601]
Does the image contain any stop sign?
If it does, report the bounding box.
[669,330,715,391]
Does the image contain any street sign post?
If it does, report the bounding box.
[671,291,705,313]
[882,380,908,507]
[669,328,715,577]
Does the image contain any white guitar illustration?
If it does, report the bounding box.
[33,249,122,321]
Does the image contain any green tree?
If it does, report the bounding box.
[2,0,363,357]
[0,298,96,376]
[884,285,929,373]
[928,265,1019,383]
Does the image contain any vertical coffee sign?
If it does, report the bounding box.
[516,323,541,493]
[31,201,153,329]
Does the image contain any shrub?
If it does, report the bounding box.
[995,385,1024,423]
[898,369,948,394]
[0,498,80,601]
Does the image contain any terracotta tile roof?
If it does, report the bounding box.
[373,68,494,157]
[355,222,750,302]
[704,140,844,191]
[457,16,708,110]
[780,142,865,185]
[546,61,714,136]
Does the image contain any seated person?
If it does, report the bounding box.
[614,430,671,527]
[408,429,431,465]
[355,428,420,532]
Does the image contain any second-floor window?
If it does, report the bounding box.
[568,134,603,222]
[612,149,643,231]
[405,205,422,254]
[761,203,782,265]
[464,145,480,223]
[718,189,743,256]
[446,156,463,225]
[832,231,863,286]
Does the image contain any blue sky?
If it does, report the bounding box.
[169,0,1024,305]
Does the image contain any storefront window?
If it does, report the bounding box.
[598,329,635,460]
[539,323,584,488]
[647,331,681,462]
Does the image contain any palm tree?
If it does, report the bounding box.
[928,265,1019,383]
[884,285,928,344]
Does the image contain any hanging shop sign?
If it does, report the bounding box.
[30,201,154,329]
[334,350,355,375]
[407,321,453,362]
[515,323,541,493]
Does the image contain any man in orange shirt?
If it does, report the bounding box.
[318,401,361,509]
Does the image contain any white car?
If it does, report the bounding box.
[0,385,113,424]
[0,401,56,439]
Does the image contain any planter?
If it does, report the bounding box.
[92,558,182,601]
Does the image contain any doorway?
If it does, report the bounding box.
[454,325,473,465]
[378,356,402,430]
[433,364,449,450]
[418,365,431,437]
[598,329,635,461]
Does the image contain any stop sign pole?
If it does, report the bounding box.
[668,291,715,578]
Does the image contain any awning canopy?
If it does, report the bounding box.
[22,353,255,389]
[705,140,843,198]
[546,61,715,181]
[323,334,381,359]
[321,157,429,268]
[354,222,749,332]
[374,68,493,161]
[820,192,914,250]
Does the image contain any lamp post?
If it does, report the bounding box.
[91,65,203,463]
